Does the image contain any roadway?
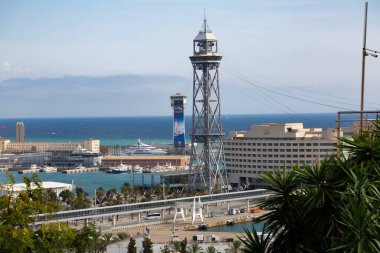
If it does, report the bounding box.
[34,189,271,225]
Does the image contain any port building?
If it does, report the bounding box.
[224,123,339,188]
[0,181,74,197]
[102,155,190,169]
[0,139,100,154]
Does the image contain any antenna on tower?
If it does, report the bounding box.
[201,9,210,33]
[204,9,207,32]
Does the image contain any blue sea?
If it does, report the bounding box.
[0,113,349,195]
[0,113,343,145]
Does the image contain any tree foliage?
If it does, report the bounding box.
[127,237,137,253]
[0,174,108,253]
[142,237,154,253]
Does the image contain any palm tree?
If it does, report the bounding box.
[205,245,219,253]
[259,168,304,252]
[170,241,181,252]
[187,242,203,253]
[224,240,242,253]
[238,225,271,253]
[96,187,106,206]
[116,232,129,241]
[59,189,75,208]
[338,119,380,166]
[101,233,114,250]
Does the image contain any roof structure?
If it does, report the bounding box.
[194,15,217,41]
[1,181,73,192]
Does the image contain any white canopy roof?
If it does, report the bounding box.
[194,31,218,41]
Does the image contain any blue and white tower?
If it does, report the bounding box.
[170,93,187,155]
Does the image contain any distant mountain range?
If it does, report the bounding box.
[0,74,188,118]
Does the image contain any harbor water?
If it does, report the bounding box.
[0,171,161,197]
[205,220,264,233]
[0,113,347,194]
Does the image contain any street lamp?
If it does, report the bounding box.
[360,2,379,130]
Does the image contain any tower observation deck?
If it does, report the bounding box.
[189,17,228,193]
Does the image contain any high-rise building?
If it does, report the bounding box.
[189,17,227,192]
[170,93,187,155]
[224,123,339,188]
[16,122,25,142]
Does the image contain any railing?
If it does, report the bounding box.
[34,189,271,224]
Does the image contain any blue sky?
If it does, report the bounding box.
[0,0,380,117]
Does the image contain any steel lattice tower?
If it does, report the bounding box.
[189,17,227,193]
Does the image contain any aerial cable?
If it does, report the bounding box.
[224,56,380,108]
[223,67,298,114]
[224,63,354,111]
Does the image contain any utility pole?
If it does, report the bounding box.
[360,2,379,130]
[360,2,368,130]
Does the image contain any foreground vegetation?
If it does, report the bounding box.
[0,173,131,252]
[240,119,380,252]
[2,119,379,252]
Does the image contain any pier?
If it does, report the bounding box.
[62,167,99,174]
[18,169,40,174]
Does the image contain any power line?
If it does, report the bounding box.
[223,55,380,108]
[223,62,354,111]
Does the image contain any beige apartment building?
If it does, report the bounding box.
[224,123,339,188]
[0,139,100,153]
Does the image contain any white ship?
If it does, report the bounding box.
[111,163,132,174]
[40,165,58,173]
[132,165,143,173]
[123,139,167,156]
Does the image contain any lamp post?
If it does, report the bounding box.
[360,2,379,130]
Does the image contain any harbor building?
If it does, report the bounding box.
[224,123,339,188]
[0,138,10,154]
[0,181,74,197]
[16,122,25,142]
[0,139,100,153]
[15,146,102,168]
[102,155,190,169]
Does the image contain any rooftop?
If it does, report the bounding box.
[103,155,190,160]
[1,181,73,192]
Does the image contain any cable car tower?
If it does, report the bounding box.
[189,16,227,193]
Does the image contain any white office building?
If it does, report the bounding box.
[224,123,339,188]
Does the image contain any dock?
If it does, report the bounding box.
[18,169,40,174]
[62,167,99,174]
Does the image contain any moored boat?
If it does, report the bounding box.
[110,163,132,174]
[40,165,58,173]
[123,139,167,156]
